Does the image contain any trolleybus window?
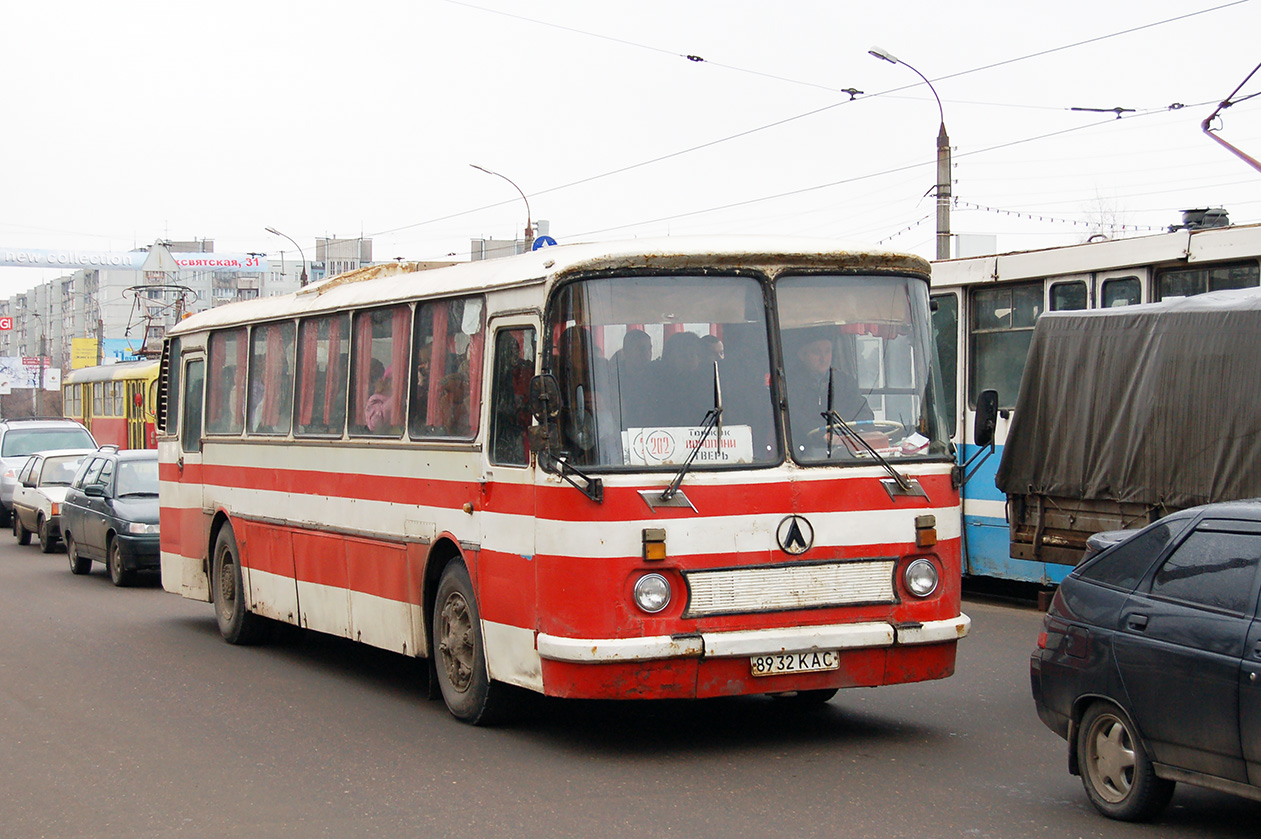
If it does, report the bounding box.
[248,321,296,435]
[778,274,947,464]
[1101,276,1141,308]
[164,338,182,434]
[294,314,349,437]
[930,293,959,434]
[1049,280,1086,311]
[1155,260,1259,300]
[969,281,1042,409]
[546,274,776,468]
[207,329,247,434]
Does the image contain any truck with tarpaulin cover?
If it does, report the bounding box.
[995,286,1261,577]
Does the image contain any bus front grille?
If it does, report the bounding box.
[682,559,897,617]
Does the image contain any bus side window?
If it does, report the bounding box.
[931,293,959,435]
[410,296,484,440]
[295,314,349,437]
[490,327,535,465]
[350,305,409,438]
[248,321,296,435]
[206,329,247,435]
[162,337,182,436]
[182,360,204,454]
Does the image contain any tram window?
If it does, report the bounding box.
[349,305,410,438]
[93,382,104,417]
[409,296,485,440]
[1101,276,1141,308]
[182,360,204,454]
[295,313,349,437]
[970,282,1042,409]
[1049,280,1086,311]
[489,327,536,465]
[112,382,124,417]
[931,293,958,434]
[1155,261,1259,300]
[206,329,247,435]
[247,321,296,436]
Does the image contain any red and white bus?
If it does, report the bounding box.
[158,237,969,723]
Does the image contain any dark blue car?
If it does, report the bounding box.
[1031,500,1261,821]
[60,448,160,587]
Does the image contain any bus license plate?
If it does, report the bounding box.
[750,650,840,677]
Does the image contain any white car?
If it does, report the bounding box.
[12,449,95,553]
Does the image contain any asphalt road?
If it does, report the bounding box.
[1,540,1257,839]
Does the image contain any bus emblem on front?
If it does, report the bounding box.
[777,515,814,555]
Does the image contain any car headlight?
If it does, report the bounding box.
[904,558,939,598]
[127,522,160,535]
[633,573,671,614]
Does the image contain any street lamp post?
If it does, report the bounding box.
[30,312,44,417]
[869,47,952,260]
[470,164,534,252]
[265,227,308,287]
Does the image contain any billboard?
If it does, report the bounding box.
[0,357,60,394]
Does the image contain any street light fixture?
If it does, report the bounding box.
[869,46,952,260]
[265,226,308,287]
[470,164,534,252]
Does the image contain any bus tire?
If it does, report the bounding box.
[14,515,31,546]
[433,561,508,725]
[213,525,267,645]
[66,533,91,575]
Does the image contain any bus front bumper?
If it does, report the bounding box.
[536,614,971,664]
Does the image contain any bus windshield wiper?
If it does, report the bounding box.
[660,361,723,502]
[823,369,913,492]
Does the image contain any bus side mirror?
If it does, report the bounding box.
[974,389,998,449]
[529,374,562,422]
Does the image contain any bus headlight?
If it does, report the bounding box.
[904,558,939,598]
[633,573,671,614]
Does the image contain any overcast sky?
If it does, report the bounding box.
[2,0,1259,296]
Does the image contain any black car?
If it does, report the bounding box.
[1031,500,1261,821]
[61,448,160,587]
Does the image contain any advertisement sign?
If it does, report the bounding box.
[71,338,99,369]
[0,248,268,273]
[0,357,60,392]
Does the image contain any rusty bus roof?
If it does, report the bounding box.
[169,236,929,336]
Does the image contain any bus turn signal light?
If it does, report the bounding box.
[642,528,667,561]
[915,514,937,548]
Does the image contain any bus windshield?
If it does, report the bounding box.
[547,274,777,469]
[776,273,949,465]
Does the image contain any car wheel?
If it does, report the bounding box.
[1077,701,1175,821]
[213,525,267,645]
[66,533,91,575]
[14,515,30,546]
[107,539,135,587]
[38,516,57,553]
[433,560,509,725]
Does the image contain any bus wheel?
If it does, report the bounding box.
[14,516,31,546]
[433,561,507,725]
[213,526,266,645]
[66,534,91,575]
[38,516,57,554]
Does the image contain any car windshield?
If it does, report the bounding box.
[39,455,86,486]
[545,274,777,469]
[116,458,159,496]
[775,274,950,465]
[1,427,94,458]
